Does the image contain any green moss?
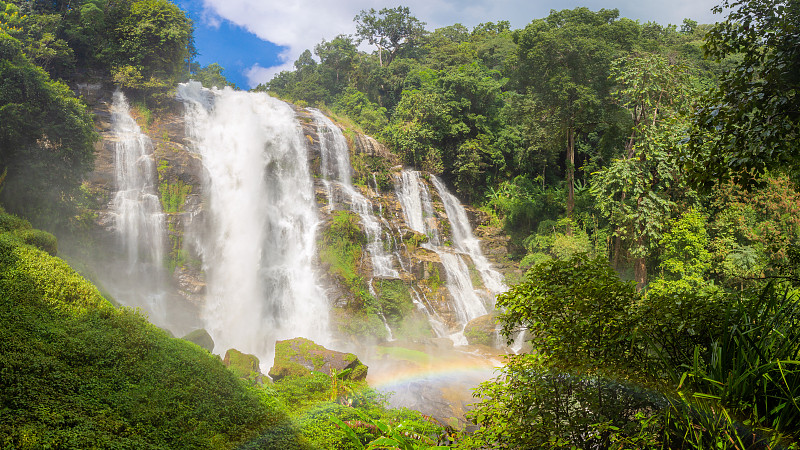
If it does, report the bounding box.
[467,259,485,290]
[376,346,432,364]
[159,179,192,214]
[319,210,374,309]
[182,328,214,352]
[374,279,414,326]
[428,265,442,292]
[224,349,261,379]
[464,326,493,346]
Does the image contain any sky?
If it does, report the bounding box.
[175,0,724,89]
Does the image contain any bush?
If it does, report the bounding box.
[0,232,291,447]
[14,228,57,255]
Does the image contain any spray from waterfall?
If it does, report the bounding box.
[178,82,329,365]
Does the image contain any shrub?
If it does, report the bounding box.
[14,228,57,255]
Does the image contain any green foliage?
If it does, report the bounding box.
[460,353,667,449]
[373,279,414,326]
[190,62,236,89]
[497,254,642,373]
[687,0,800,189]
[354,7,427,66]
[0,229,292,448]
[13,228,57,256]
[0,30,96,225]
[115,0,193,87]
[681,288,800,436]
[319,210,376,315]
[159,179,192,213]
[331,408,448,450]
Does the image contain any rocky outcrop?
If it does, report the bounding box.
[268,337,368,382]
[182,329,214,352]
[464,314,499,347]
[223,349,262,380]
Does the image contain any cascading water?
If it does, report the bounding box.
[311,109,398,278]
[431,175,507,295]
[395,169,506,343]
[110,90,168,325]
[178,82,328,364]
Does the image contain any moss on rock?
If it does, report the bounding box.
[223,348,261,379]
[268,337,368,382]
[464,313,499,347]
[181,328,214,352]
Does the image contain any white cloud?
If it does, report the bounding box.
[201,0,723,87]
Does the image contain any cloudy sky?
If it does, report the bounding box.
[175,0,724,89]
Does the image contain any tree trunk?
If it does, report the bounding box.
[566,127,575,235]
[612,234,623,270]
[634,235,647,290]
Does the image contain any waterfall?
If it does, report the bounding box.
[177,82,328,364]
[311,109,398,278]
[431,176,507,295]
[395,169,505,343]
[395,170,440,245]
[110,90,168,324]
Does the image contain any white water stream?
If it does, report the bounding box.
[395,170,508,343]
[178,82,328,364]
[311,109,398,278]
[110,90,168,325]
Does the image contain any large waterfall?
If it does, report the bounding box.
[110,90,168,325]
[178,82,328,363]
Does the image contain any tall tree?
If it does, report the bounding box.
[592,54,695,288]
[513,8,638,222]
[354,6,426,66]
[314,34,357,92]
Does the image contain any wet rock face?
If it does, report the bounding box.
[268,337,368,382]
[464,314,499,347]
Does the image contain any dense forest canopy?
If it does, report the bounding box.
[1,0,800,447]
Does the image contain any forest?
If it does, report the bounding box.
[1,0,799,448]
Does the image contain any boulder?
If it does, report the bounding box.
[181,329,214,352]
[464,314,499,347]
[223,349,261,379]
[268,337,368,382]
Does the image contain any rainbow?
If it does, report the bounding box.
[367,357,503,391]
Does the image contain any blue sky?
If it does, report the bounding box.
[177,0,724,89]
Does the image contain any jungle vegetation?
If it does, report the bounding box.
[1,0,799,447]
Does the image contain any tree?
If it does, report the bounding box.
[354,6,426,66]
[314,34,356,92]
[513,8,638,221]
[114,0,194,91]
[0,31,95,224]
[687,0,800,189]
[591,53,695,288]
[190,62,235,89]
